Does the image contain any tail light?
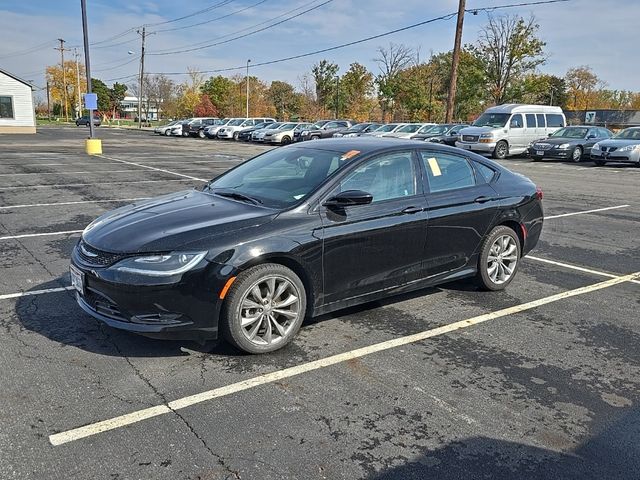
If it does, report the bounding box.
[535,186,543,200]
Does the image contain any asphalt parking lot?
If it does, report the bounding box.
[1,126,639,480]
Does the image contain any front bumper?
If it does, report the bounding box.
[217,131,235,139]
[70,251,234,340]
[455,141,496,153]
[591,151,640,163]
[528,147,574,160]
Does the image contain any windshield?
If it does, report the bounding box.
[213,119,225,125]
[420,124,448,134]
[473,113,511,128]
[265,123,282,130]
[376,124,401,133]
[279,123,297,130]
[397,124,422,133]
[310,121,329,129]
[614,128,640,140]
[364,124,382,132]
[349,123,370,132]
[253,122,271,129]
[295,124,312,130]
[228,119,245,126]
[551,127,588,138]
[208,147,358,208]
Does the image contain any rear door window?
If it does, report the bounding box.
[536,114,546,127]
[546,114,565,127]
[419,151,477,193]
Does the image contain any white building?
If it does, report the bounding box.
[0,68,36,134]
[119,96,159,120]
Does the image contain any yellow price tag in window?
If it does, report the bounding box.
[427,157,442,176]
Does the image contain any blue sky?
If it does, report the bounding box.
[1,0,638,100]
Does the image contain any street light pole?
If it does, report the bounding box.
[74,48,82,118]
[80,0,95,139]
[246,59,251,118]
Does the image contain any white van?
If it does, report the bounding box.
[456,104,566,159]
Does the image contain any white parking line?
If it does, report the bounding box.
[0,230,83,241]
[99,154,208,182]
[1,179,194,190]
[0,198,149,210]
[48,270,640,446]
[0,170,148,177]
[545,205,630,219]
[0,286,74,300]
[527,255,640,285]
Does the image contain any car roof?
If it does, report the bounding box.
[284,137,474,154]
[484,104,564,114]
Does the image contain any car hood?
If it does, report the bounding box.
[459,126,502,135]
[532,137,581,145]
[82,190,277,254]
[597,138,640,146]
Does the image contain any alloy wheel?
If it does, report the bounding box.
[487,235,518,285]
[572,146,582,162]
[238,275,301,346]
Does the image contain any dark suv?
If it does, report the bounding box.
[299,120,353,141]
[182,118,220,138]
[75,115,101,127]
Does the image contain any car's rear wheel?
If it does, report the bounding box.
[281,135,291,145]
[164,130,171,136]
[182,131,188,137]
[594,160,606,166]
[492,140,508,159]
[233,131,239,141]
[571,146,583,162]
[198,129,206,138]
[221,263,306,354]
[475,225,521,291]
[310,135,320,141]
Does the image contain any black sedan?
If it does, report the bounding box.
[528,126,613,162]
[70,139,543,354]
[237,121,275,141]
[411,124,467,144]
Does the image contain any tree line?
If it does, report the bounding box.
[41,13,640,122]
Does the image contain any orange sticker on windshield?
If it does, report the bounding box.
[340,150,360,161]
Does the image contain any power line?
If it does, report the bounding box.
[148,0,333,56]
[0,39,56,59]
[143,0,236,27]
[106,0,571,81]
[154,0,270,33]
[93,56,138,72]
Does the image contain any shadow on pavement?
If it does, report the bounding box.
[370,406,640,480]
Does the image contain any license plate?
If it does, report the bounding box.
[536,150,544,156]
[70,265,85,294]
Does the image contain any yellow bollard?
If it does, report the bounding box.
[85,138,102,155]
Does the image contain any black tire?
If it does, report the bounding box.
[233,131,239,141]
[594,160,606,166]
[492,140,508,159]
[571,146,583,163]
[164,130,171,136]
[475,225,521,291]
[281,135,291,145]
[221,263,307,354]
[182,131,189,137]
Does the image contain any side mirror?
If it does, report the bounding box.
[323,190,373,208]
[587,134,596,139]
[547,133,553,137]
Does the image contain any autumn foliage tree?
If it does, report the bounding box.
[46,60,87,119]
[194,94,218,117]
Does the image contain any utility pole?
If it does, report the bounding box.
[137,27,146,128]
[46,80,51,120]
[245,59,251,117]
[81,0,95,139]
[334,76,339,119]
[74,48,82,118]
[54,38,68,121]
[445,0,466,123]
[428,77,434,122]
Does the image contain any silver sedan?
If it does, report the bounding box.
[591,127,640,166]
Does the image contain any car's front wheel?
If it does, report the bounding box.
[475,225,521,291]
[164,130,171,136]
[221,263,307,354]
[492,141,508,159]
[233,131,239,141]
[571,146,583,162]
[198,129,206,138]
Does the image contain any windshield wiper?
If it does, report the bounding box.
[212,189,263,205]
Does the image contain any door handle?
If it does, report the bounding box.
[474,196,493,203]
[401,206,423,214]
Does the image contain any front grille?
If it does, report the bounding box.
[76,240,126,267]
[533,143,553,150]
[602,146,618,153]
[462,135,479,142]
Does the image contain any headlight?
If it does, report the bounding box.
[301,131,309,136]
[558,143,571,149]
[111,252,207,276]
[480,133,494,138]
[592,143,600,150]
[619,144,640,152]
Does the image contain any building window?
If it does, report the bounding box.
[0,96,14,119]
